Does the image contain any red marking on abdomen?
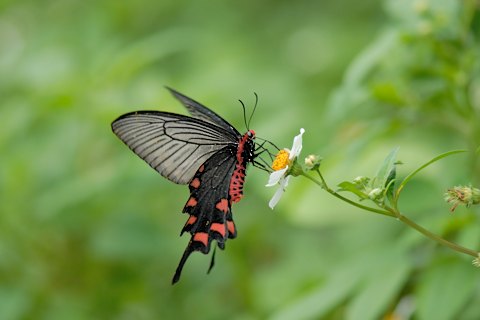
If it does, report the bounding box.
[210,223,226,238]
[229,166,245,203]
[193,232,209,246]
[229,130,254,203]
[190,178,200,189]
[215,199,229,213]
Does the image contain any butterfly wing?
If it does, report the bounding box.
[111,111,238,184]
[166,87,240,136]
[173,146,238,284]
[112,89,254,284]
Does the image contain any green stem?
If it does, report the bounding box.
[394,209,478,257]
[301,169,479,258]
[301,172,395,218]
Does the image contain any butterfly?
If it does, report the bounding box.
[111,87,270,284]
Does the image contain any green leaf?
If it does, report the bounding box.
[338,181,369,200]
[396,150,467,198]
[346,250,412,320]
[372,147,399,190]
[271,265,364,320]
[384,166,397,203]
[416,258,478,320]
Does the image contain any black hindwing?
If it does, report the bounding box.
[112,88,255,284]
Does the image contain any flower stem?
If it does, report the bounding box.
[301,172,395,217]
[393,209,478,257]
[301,169,479,258]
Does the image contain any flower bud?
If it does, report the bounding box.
[444,186,480,212]
[353,176,370,186]
[304,154,321,170]
[368,188,384,201]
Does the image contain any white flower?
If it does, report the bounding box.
[266,128,305,209]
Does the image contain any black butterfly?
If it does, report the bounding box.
[112,88,267,284]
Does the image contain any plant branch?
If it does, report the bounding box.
[301,169,479,258]
[300,172,395,217]
[393,209,478,258]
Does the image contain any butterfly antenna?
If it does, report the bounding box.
[239,99,248,130]
[247,92,258,129]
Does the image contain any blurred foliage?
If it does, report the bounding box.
[1,0,479,319]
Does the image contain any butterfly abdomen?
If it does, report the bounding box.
[112,88,262,284]
[229,129,256,203]
[229,164,246,204]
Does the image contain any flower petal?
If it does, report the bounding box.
[282,175,291,189]
[268,176,291,209]
[289,128,305,159]
[266,167,288,186]
[268,184,285,209]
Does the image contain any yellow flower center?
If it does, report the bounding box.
[272,149,290,171]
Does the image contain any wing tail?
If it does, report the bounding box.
[172,229,211,284]
[172,242,195,284]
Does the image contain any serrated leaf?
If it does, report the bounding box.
[338,181,369,200]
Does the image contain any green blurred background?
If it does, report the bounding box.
[1,0,480,319]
